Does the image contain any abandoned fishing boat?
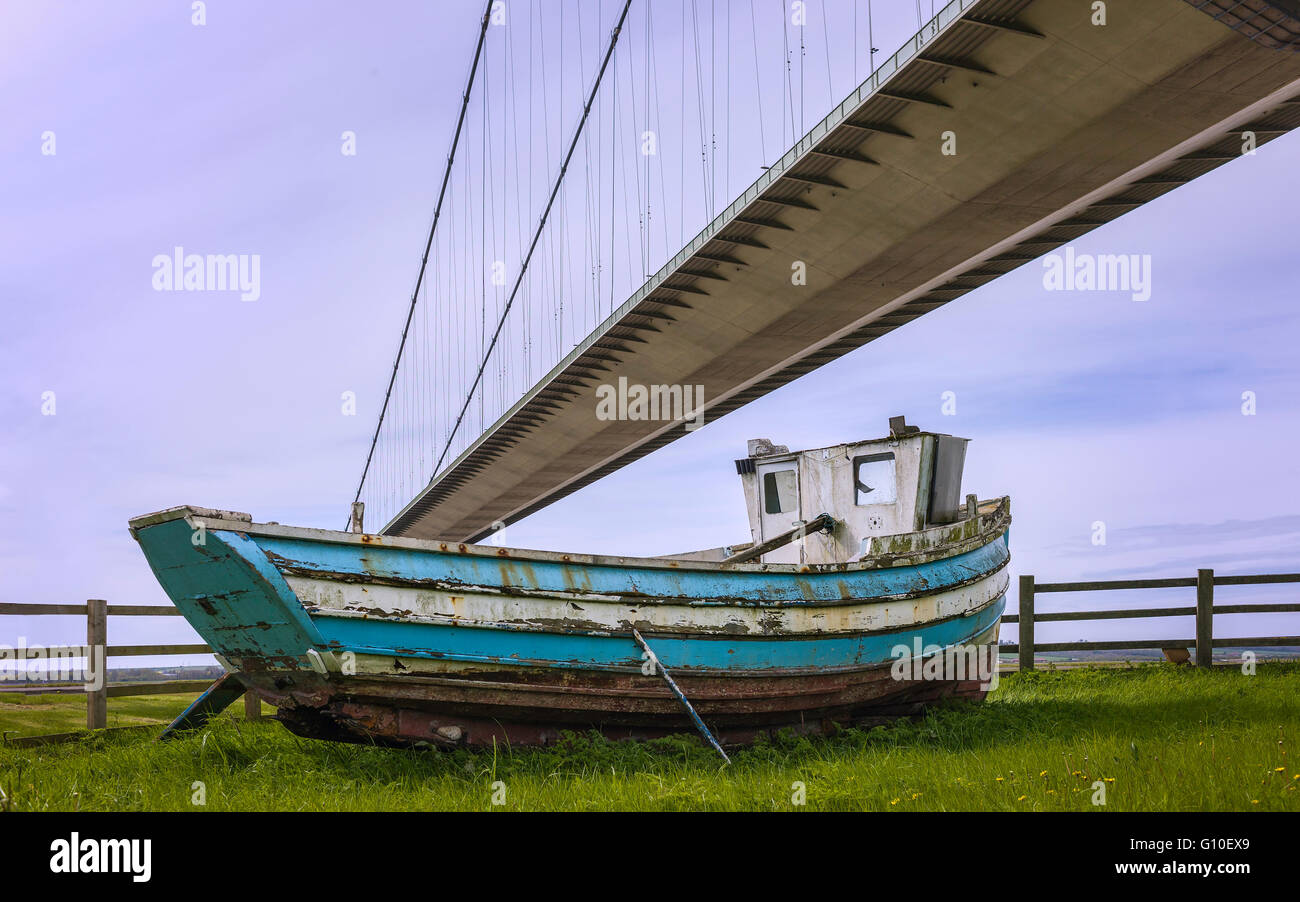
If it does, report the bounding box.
[129,417,1010,749]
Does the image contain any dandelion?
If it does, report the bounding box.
[910,792,921,800]
[890,798,900,806]
[1104,777,1115,783]
[1017,795,1028,801]
[995,777,1004,782]
[1274,767,1285,773]
[1039,770,1048,777]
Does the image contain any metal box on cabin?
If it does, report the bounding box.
[733,424,971,565]
[928,435,969,525]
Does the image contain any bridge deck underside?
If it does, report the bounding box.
[388,0,1300,542]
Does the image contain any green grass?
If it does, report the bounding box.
[0,692,270,738]
[2,664,1297,811]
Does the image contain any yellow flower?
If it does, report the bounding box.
[1274,767,1285,773]
[911,792,921,800]
[1039,770,1048,777]
[1104,777,1115,783]
[1251,800,1260,805]
[1017,795,1028,801]
[1046,789,1056,795]
[995,777,1004,782]
[890,798,900,806]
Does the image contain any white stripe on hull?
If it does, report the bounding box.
[286,567,1009,638]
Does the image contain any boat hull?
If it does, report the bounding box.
[129,501,1010,748]
[266,620,1001,748]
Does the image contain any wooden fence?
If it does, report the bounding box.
[0,600,259,730]
[3,570,1298,737]
[1004,570,1300,670]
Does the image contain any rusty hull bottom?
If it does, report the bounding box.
[247,660,994,750]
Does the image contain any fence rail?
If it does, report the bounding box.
[0,599,259,730]
[1005,570,1300,670]
[3,570,1297,735]
[0,603,184,617]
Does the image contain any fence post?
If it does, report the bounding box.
[1196,569,1214,668]
[86,599,108,730]
[1018,574,1035,672]
[244,691,261,721]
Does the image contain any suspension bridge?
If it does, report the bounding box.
[350,0,1300,543]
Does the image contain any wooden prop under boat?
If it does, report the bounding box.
[129,419,1010,749]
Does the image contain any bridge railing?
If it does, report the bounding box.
[0,600,257,735]
[1002,570,1300,670]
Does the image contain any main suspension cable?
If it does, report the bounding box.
[431,0,635,479]
[349,0,495,526]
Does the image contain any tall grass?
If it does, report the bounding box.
[2,664,1296,812]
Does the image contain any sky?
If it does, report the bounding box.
[2,0,1299,665]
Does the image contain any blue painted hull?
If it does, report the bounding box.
[130,502,1011,747]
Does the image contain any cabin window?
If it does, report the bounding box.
[763,469,798,515]
[854,453,897,505]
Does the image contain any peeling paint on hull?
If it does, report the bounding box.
[259,620,1001,748]
[129,502,1010,748]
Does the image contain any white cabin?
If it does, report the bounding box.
[734,416,973,565]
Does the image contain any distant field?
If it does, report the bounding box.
[1,664,1297,812]
[0,692,269,739]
